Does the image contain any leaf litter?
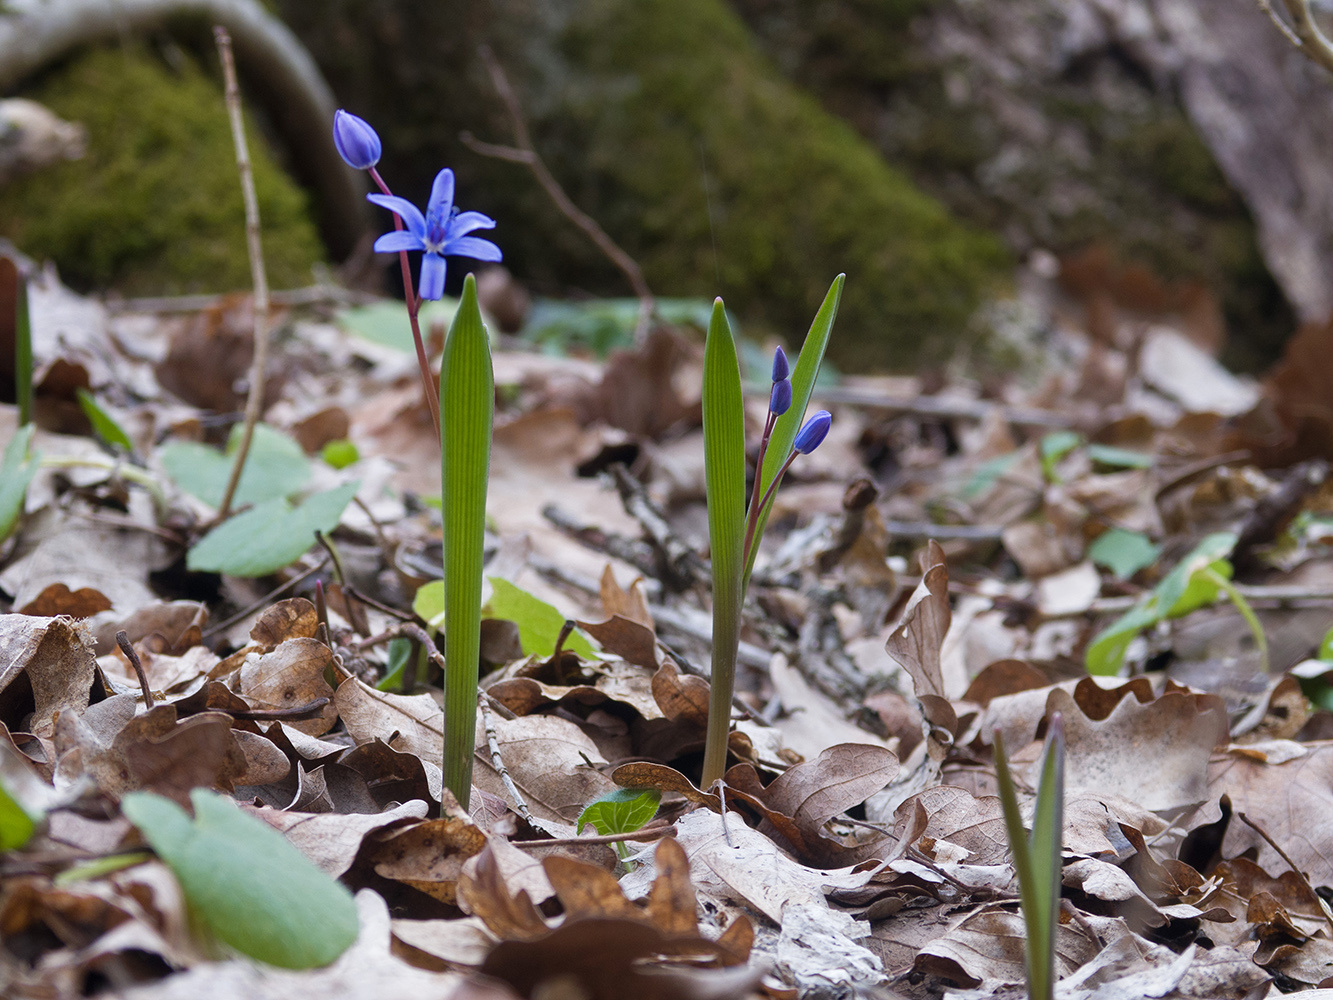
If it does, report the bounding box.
[8,261,1333,999]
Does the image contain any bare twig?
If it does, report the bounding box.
[1236,811,1333,936]
[479,691,556,836]
[463,45,654,340]
[510,822,673,850]
[213,26,273,521]
[609,464,707,591]
[200,557,328,639]
[1262,0,1333,75]
[115,630,154,709]
[230,697,330,721]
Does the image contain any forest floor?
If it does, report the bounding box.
[3,255,1333,1000]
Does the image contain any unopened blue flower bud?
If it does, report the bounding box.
[771,346,789,383]
[793,410,831,454]
[770,379,792,416]
[333,109,381,170]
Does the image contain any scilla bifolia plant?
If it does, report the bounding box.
[336,111,501,807]
[993,714,1065,1000]
[699,276,844,788]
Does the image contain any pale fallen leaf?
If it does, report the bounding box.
[0,614,96,736]
[247,799,428,877]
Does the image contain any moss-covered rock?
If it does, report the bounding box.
[273,0,1008,369]
[730,0,1294,370]
[549,0,1010,369]
[0,44,324,295]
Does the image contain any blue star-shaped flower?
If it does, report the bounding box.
[367,168,502,301]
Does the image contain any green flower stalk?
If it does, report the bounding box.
[700,277,843,789]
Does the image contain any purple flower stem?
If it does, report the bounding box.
[742,448,799,573]
[369,166,441,444]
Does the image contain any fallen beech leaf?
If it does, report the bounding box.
[335,677,443,765]
[246,800,428,878]
[895,785,1009,866]
[1209,741,1333,884]
[650,659,709,726]
[1051,685,1228,811]
[56,702,246,806]
[457,842,550,941]
[761,743,899,837]
[915,904,1098,989]
[235,638,337,737]
[16,583,112,618]
[368,815,488,904]
[249,598,320,651]
[0,614,97,736]
[576,614,658,668]
[885,540,954,725]
[598,565,654,629]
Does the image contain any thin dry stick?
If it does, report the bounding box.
[1264,0,1333,74]
[462,45,655,341]
[115,630,154,709]
[1236,811,1333,937]
[214,26,272,521]
[479,691,557,836]
[511,822,673,850]
[200,557,328,639]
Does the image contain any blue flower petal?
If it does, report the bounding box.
[424,169,456,245]
[445,236,503,263]
[367,194,426,238]
[372,230,425,254]
[418,252,448,301]
[449,211,497,236]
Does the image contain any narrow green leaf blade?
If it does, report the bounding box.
[1026,715,1065,1000]
[186,482,358,576]
[0,776,36,851]
[577,787,661,836]
[439,274,493,808]
[76,388,134,451]
[746,275,843,583]
[122,790,358,969]
[1084,599,1158,676]
[0,425,39,543]
[1155,531,1237,617]
[700,298,747,788]
[485,577,596,660]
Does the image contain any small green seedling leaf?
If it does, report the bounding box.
[1085,532,1238,675]
[484,577,596,660]
[577,788,662,838]
[1319,624,1333,662]
[1086,443,1153,470]
[55,852,152,885]
[960,452,1021,501]
[0,776,37,851]
[338,298,461,352]
[321,439,359,469]
[578,787,662,862]
[186,482,358,576]
[376,636,414,692]
[161,423,310,509]
[1088,528,1160,580]
[413,579,445,630]
[76,389,134,451]
[121,790,358,968]
[1039,431,1082,483]
[0,424,38,543]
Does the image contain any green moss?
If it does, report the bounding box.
[555,0,1009,368]
[0,45,324,295]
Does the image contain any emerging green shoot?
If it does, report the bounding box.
[699,276,843,789]
[577,787,661,864]
[439,274,494,809]
[994,713,1065,1000]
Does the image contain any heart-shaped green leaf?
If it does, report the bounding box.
[162,423,310,509]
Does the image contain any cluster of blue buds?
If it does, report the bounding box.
[334,110,502,301]
[763,345,830,454]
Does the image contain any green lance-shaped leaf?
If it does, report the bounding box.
[439,273,493,809]
[121,790,358,969]
[994,716,1065,1000]
[700,299,747,790]
[744,274,843,586]
[0,424,39,545]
